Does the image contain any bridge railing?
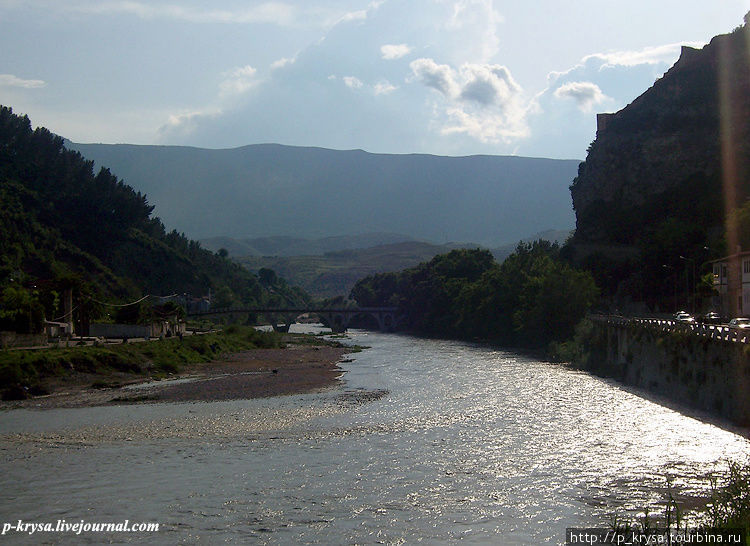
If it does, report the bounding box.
[590,314,750,344]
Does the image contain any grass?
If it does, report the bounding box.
[0,326,282,399]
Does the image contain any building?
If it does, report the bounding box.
[710,250,750,317]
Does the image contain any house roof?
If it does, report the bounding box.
[708,251,750,264]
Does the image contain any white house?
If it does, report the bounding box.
[710,250,750,317]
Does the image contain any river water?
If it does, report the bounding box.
[1,326,749,544]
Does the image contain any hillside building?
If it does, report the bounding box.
[710,250,750,317]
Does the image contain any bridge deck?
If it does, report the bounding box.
[187,307,398,317]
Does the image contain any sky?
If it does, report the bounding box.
[1,1,749,160]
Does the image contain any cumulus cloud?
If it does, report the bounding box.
[343,76,363,89]
[219,65,258,98]
[409,58,460,98]
[459,64,521,107]
[0,73,46,88]
[553,81,608,112]
[409,58,528,143]
[380,43,411,60]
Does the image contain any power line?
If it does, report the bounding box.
[49,292,184,321]
[87,294,151,308]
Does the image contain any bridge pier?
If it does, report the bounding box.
[265,313,296,333]
[320,312,349,333]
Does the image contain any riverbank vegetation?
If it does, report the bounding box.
[350,242,599,350]
[610,461,750,542]
[0,326,281,400]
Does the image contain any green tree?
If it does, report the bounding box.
[0,286,45,334]
[513,255,599,346]
[212,286,236,309]
[258,268,278,287]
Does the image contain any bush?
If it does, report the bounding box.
[704,461,750,533]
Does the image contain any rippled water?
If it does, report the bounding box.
[1,327,749,544]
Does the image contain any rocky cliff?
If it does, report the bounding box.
[571,17,750,245]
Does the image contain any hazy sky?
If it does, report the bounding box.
[1,1,749,159]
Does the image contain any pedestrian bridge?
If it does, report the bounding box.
[187,306,402,333]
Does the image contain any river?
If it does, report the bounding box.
[1,326,749,544]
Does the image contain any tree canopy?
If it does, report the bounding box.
[350,244,599,349]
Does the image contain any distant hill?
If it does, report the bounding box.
[67,142,580,247]
[235,230,572,298]
[201,232,416,257]
[237,240,478,298]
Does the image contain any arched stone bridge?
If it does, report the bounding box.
[187,307,403,333]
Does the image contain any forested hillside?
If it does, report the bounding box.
[0,107,307,332]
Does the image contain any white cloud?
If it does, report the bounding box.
[445,0,503,63]
[441,104,528,143]
[374,81,397,95]
[162,63,259,138]
[159,108,221,139]
[547,41,706,87]
[553,81,608,112]
[343,76,363,89]
[271,56,296,70]
[380,43,411,60]
[14,0,376,29]
[459,64,521,107]
[409,57,528,144]
[69,1,299,25]
[409,58,460,98]
[219,65,258,98]
[337,9,368,24]
[583,41,704,69]
[0,74,46,88]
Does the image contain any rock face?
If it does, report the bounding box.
[571,19,750,244]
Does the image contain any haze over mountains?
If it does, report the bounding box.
[67,143,579,248]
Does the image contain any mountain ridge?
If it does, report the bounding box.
[67,141,580,247]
